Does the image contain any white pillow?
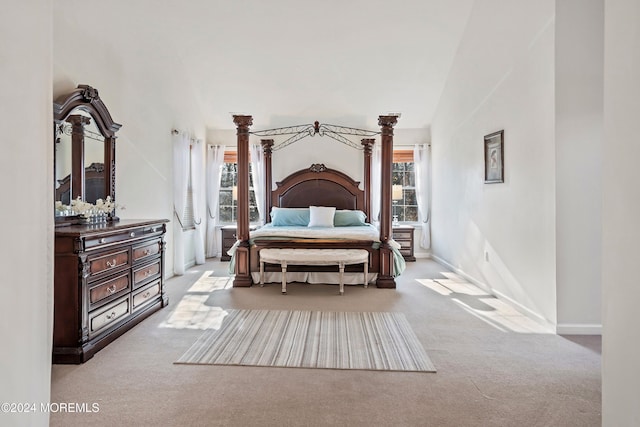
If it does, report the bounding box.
[308,206,336,227]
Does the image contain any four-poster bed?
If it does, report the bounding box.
[230,114,401,289]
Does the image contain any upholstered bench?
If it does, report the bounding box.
[259,248,369,295]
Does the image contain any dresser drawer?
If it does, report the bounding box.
[392,229,412,240]
[89,297,130,336]
[88,249,130,277]
[89,272,130,308]
[133,240,161,263]
[132,280,161,311]
[399,248,413,257]
[396,239,412,250]
[222,228,237,239]
[84,226,147,250]
[133,260,161,288]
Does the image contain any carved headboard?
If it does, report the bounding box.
[270,164,365,216]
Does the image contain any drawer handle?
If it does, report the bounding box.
[142,291,151,299]
[152,227,158,232]
[142,249,151,256]
[106,259,117,268]
[106,284,117,295]
[105,311,116,320]
[144,269,153,277]
[130,232,136,237]
[100,238,106,244]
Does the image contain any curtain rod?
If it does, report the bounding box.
[172,128,201,143]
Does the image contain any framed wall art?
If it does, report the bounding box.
[484,130,504,183]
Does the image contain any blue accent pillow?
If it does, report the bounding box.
[270,207,310,226]
[333,210,367,226]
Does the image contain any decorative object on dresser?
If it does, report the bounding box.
[392,184,403,225]
[52,85,169,363]
[392,225,416,261]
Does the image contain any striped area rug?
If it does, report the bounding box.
[175,309,436,372]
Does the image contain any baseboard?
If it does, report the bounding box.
[414,252,431,259]
[430,254,495,293]
[430,254,555,331]
[556,324,602,336]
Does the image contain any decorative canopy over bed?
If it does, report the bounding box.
[231,114,399,289]
[250,120,380,151]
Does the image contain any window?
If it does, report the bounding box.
[219,151,259,223]
[392,150,418,222]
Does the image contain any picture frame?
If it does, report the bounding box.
[484,130,504,183]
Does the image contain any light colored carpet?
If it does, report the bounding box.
[176,309,436,372]
[50,259,601,426]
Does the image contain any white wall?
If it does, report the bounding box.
[602,0,640,424]
[555,0,603,334]
[431,0,558,324]
[53,3,209,276]
[272,135,364,184]
[0,1,53,426]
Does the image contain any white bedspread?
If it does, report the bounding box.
[227,223,405,279]
[250,224,381,242]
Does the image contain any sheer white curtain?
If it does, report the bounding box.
[250,144,265,224]
[414,144,431,249]
[205,145,225,258]
[190,141,205,265]
[172,132,190,275]
[370,143,382,227]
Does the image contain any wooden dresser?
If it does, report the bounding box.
[392,225,416,261]
[53,219,169,364]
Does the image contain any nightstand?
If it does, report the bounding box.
[220,225,257,261]
[392,225,416,262]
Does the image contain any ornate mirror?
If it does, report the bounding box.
[54,85,121,224]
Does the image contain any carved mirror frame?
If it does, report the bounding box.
[54,85,121,224]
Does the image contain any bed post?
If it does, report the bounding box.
[233,114,253,287]
[261,139,274,223]
[361,138,375,221]
[376,115,398,288]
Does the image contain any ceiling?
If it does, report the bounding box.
[56,0,475,130]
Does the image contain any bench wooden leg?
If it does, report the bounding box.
[364,261,368,288]
[281,262,287,294]
[259,260,264,287]
[339,262,345,295]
